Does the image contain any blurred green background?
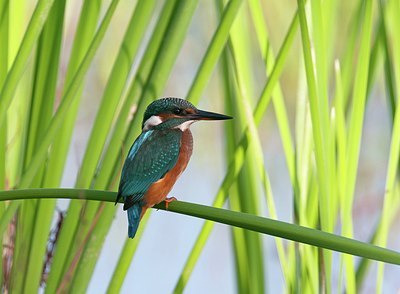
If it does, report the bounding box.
[1,0,399,293]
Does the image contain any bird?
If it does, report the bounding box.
[115,97,232,238]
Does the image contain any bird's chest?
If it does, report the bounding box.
[143,130,193,207]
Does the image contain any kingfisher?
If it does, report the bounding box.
[115,97,232,238]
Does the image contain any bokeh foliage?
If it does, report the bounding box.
[0,0,399,292]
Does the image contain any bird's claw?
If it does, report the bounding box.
[165,197,177,210]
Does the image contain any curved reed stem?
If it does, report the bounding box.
[1,188,399,266]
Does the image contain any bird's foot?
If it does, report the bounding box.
[165,197,177,210]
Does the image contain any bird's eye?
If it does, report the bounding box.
[173,108,182,115]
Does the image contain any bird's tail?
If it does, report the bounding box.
[127,203,142,238]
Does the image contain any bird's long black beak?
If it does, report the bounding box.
[191,109,232,121]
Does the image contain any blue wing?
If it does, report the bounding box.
[116,129,182,210]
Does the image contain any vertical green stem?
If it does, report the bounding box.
[57,1,157,290]
[0,0,55,129]
[106,213,150,293]
[0,0,6,279]
[342,0,373,292]
[174,13,299,292]
[68,1,200,292]
[22,1,66,292]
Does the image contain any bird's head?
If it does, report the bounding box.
[142,97,232,131]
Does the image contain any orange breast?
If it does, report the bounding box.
[143,129,193,209]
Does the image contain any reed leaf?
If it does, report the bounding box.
[1,189,400,266]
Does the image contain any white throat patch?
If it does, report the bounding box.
[174,120,195,131]
[143,115,163,131]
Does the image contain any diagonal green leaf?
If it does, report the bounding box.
[0,0,55,129]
